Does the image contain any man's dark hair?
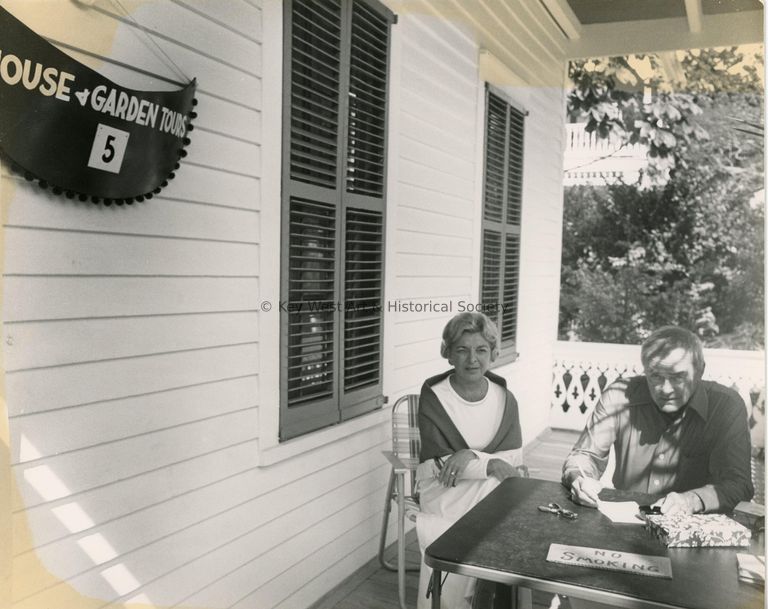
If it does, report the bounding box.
[641,326,705,377]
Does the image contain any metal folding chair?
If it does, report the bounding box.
[378,394,421,609]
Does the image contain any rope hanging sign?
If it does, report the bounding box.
[0,6,196,205]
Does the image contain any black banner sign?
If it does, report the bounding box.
[0,6,196,203]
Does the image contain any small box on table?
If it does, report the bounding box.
[645,513,752,547]
[733,501,765,533]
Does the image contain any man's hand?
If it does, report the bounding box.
[570,475,603,507]
[438,449,477,487]
[654,491,704,516]
[487,459,526,481]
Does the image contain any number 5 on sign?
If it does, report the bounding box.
[88,124,129,174]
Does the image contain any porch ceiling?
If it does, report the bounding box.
[551,0,764,58]
[566,0,763,25]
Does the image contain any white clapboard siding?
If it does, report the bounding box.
[398,157,475,201]
[400,66,476,129]
[193,93,262,142]
[162,164,260,208]
[114,7,263,83]
[13,407,258,506]
[132,482,385,608]
[399,37,476,105]
[399,137,476,187]
[2,1,121,52]
[101,432,387,606]
[513,0,569,57]
[13,439,261,555]
[465,1,561,74]
[394,276,473,299]
[4,276,260,321]
[96,3,260,71]
[7,342,260,415]
[393,340,445,370]
[421,0,561,87]
[393,314,451,346]
[231,514,383,609]
[173,0,263,40]
[395,252,473,278]
[399,6,479,71]
[4,228,259,277]
[183,491,384,609]
[103,31,262,108]
[5,312,259,371]
[14,458,388,601]
[399,102,475,158]
[394,224,473,258]
[396,205,474,239]
[14,427,388,607]
[10,374,259,462]
[45,45,182,92]
[269,531,385,609]
[393,360,458,393]
[3,175,260,241]
[183,128,261,176]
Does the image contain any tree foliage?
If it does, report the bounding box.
[567,48,763,173]
[560,47,764,349]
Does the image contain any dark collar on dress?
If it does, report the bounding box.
[423,368,508,390]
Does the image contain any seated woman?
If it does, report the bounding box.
[415,312,527,609]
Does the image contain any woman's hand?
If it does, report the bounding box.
[486,458,525,481]
[438,450,477,487]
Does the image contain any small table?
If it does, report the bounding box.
[425,478,764,609]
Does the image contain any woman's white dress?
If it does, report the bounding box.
[415,377,523,609]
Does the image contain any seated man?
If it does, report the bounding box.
[563,325,753,515]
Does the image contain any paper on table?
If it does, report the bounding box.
[737,553,765,583]
[598,500,644,524]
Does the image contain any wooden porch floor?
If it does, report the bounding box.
[310,428,580,609]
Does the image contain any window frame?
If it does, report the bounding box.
[479,83,527,365]
[279,0,394,441]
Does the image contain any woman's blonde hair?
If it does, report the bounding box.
[440,312,500,361]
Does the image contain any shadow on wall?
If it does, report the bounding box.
[9,442,157,609]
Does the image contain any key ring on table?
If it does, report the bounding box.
[538,502,578,519]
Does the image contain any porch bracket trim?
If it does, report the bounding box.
[684,0,703,33]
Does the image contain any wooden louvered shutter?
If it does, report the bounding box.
[281,0,393,439]
[340,0,389,419]
[480,86,525,359]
